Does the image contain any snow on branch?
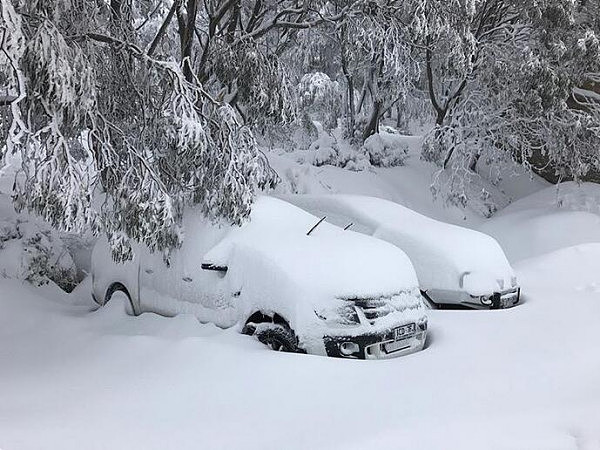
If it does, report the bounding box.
[1,0,277,261]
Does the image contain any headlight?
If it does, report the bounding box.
[339,341,360,356]
[479,295,493,306]
[511,276,518,287]
[314,304,360,325]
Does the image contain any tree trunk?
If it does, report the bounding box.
[396,103,409,132]
[436,109,446,126]
[179,0,198,83]
[339,36,355,138]
[345,75,356,138]
[363,98,382,141]
[469,152,481,172]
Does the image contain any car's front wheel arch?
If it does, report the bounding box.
[104,282,136,315]
[242,311,303,353]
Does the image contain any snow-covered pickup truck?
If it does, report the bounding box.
[284,195,520,310]
[91,197,428,359]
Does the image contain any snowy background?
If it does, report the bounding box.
[1,136,600,450]
[2,1,600,448]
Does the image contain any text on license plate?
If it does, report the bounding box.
[394,323,416,340]
[500,294,518,308]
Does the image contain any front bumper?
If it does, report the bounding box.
[323,326,427,360]
[423,287,521,310]
[464,287,521,309]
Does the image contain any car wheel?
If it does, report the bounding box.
[104,283,135,315]
[254,323,299,353]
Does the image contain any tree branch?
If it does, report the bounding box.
[148,0,181,57]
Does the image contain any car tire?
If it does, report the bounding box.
[104,283,135,315]
[254,323,299,353]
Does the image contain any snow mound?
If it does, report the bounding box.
[498,181,600,215]
[515,243,600,292]
[363,131,409,167]
[479,183,600,262]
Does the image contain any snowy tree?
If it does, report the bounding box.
[325,1,418,141]
[172,0,362,128]
[298,71,342,130]
[411,0,600,207]
[0,0,277,260]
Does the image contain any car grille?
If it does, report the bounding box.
[352,298,394,323]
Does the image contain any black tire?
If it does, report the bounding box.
[104,283,135,315]
[254,323,299,353]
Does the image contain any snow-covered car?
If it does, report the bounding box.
[284,195,520,310]
[91,197,428,359]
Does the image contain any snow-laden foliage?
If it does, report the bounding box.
[335,1,419,140]
[298,72,342,130]
[414,0,600,206]
[0,217,80,291]
[210,40,297,126]
[0,0,277,261]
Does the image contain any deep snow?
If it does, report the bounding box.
[1,242,600,450]
[1,133,600,449]
[479,182,600,262]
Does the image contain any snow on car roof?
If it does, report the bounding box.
[283,195,515,291]
[203,196,419,299]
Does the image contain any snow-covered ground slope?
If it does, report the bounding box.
[479,182,600,262]
[1,242,600,450]
[269,130,549,226]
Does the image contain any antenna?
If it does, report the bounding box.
[343,222,353,230]
[306,216,327,236]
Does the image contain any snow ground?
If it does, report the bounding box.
[479,182,600,262]
[1,137,600,449]
[1,243,599,450]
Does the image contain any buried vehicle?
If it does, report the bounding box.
[285,195,520,310]
[91,197,427,359]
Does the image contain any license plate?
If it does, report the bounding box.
[394,323,416,340]
[500,293,518,308]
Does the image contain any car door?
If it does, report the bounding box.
[138,244,185,317]
[177,217,237,328]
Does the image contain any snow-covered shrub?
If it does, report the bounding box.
[298,72,342,131]
[311,146,370,172]
[363,133,409,167]
[310,146,339,167]
[23,233,79,292]
[0,219,19,243]
[292,113,319,151]
[0,216,81,292]
[291,124,371,172]
[338,151,371,172]
[421,134,443,166]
